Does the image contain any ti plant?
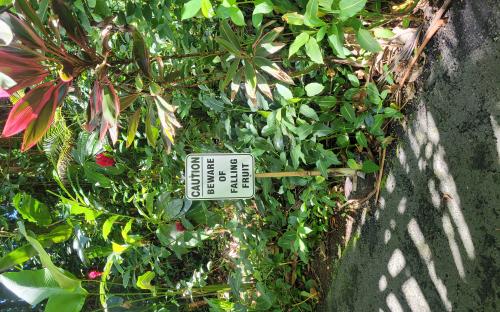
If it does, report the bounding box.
[0,0,180,151]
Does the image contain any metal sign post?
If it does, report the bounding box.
[185,153,358,201]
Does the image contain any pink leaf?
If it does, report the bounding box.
[1,82,53,137]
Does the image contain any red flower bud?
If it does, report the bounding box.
[88,270,103,279]
[175,221,185,232]
[95,153,115,167]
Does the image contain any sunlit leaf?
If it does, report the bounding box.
[126,109,141,147]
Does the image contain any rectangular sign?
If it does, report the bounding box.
[185,153,255,200]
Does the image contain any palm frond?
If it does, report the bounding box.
[41,109,74,178]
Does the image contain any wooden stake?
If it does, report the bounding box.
[255,168,356,178]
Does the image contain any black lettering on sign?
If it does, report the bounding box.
[230,159,238,193]
[242,163,250,188]
[219,171,226,182]
[206,158,215,193]
[190,157,201,197]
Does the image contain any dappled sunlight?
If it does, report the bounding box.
[402,277,431,312]
[442,213,466,278]
[387,248,406,278]
[385,292,404,312]
[408,218,452,311]
[489,115,500,163]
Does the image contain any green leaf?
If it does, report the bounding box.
[305,37,323,64]
[356,28,382,52]
[328,24,346,58]
[355,131,368,147]
[132,29,151,77]
[201,0,214,18]
[215,37,241,56]
[315,146,341,176]
[299,104,319,121]
[288,32,309,58]
[305,82,324,97]
[276,83,293,100]
[164,199,183,220]
[362,160,380,173]
[282,12,304,25]
[253,0,273,15]
[181,0,201,20]
[0,245,36,271]
[136,271,156,294]
[347,159,362,170]
[340,104,356,123]
[291,144,305,169]
[229,7,245,26]
[219,20,241,50]
[13,193,52,226]
[126,109,141,148]
[339,0,367,19]
[18,222,80,290]
[304,0,325,27]
[103,215,119,240]
[0,269,86,309]
[373,27,395,39]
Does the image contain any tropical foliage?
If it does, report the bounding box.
[0,0,412,311]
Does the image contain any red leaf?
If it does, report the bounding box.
[21,81,70,151]
[0,47,48,94]
[95,153,115,167]
[0,13,46,50]
[86,80,103,132]
[1,82,53,137]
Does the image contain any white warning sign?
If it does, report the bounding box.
[185,153,255,200]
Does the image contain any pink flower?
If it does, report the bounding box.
[95,153,115,167]
[88,270,103,279]
[175,221,185,232]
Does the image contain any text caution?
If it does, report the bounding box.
[185,153,255,200]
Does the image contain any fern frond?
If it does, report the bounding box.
[41,109,74,179]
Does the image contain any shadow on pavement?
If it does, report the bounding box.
[324,1,500,311]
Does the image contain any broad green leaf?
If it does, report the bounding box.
[339,0,367,19]
[229,7,245,26]
[256,73,273,99]
[289,32,309,58]
[0,245,36,271]
[103,215,119,240]
[356,28,382,52]
[336,133,350,147]
[145,102,159,147]
[164,199,183,220]
[304,0,325,27]
[305,37,323,64]
[362,160,380,173]
[347,159,362,170]
[0,269,86,309]
[181,0,201,20]
[18,222,80,290]
[299,104,319,121]
[126,109,141,148]
[328,24,346,58]
[201,0,214,18]
[39,225,72,244]
[136,271,156,294]
[340,104,356,123]
[305,82,324,97]
[282,12,304,25]
[291,144,305,169]
[276,83,293,100]
[253,0,273,15]
[355,131,368,147]
[13,193,52,226]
